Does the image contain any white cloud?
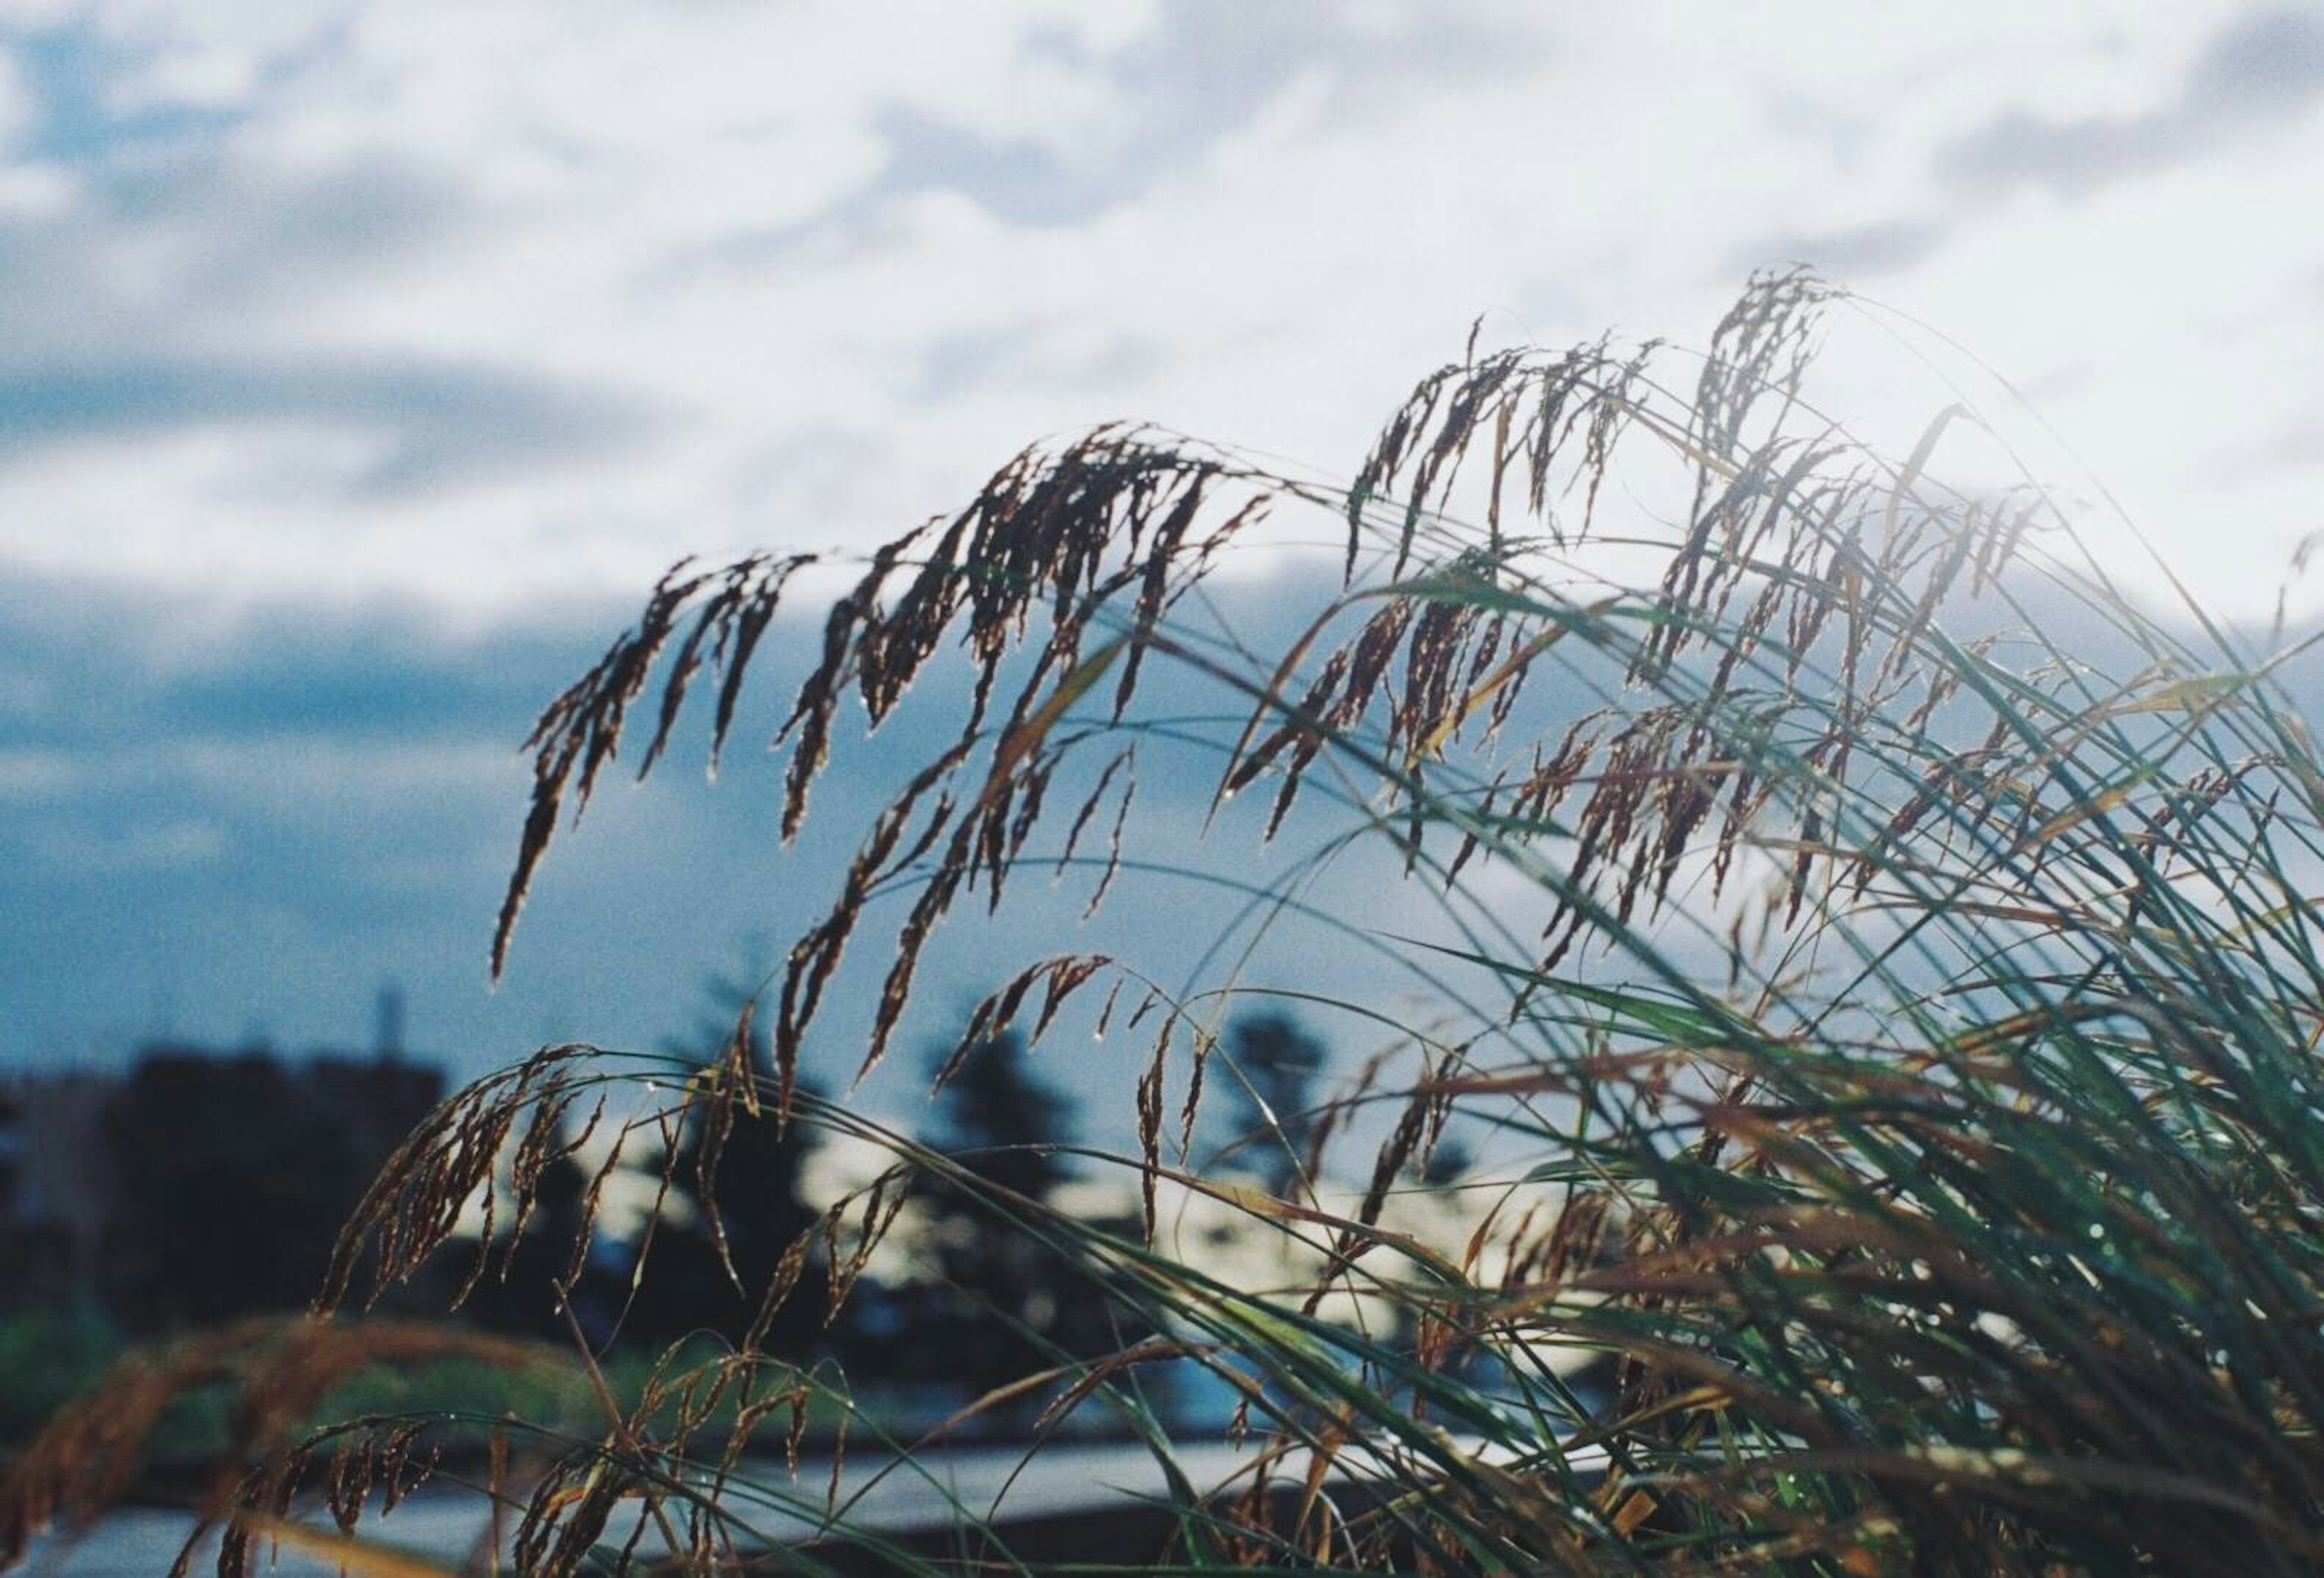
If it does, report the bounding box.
[27,813,224,872]
[0,0,2316,622]
[0,745,76,798]
[0,39,31,151]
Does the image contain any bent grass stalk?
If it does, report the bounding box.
[11,269,2324,1574]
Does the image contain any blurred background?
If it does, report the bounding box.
[1,0,2320,1440]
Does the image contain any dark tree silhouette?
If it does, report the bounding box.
[102,1048,442,1332]
[1209,1011,1325,1197]
[620,997,826,1359]
[887,1027,1130,1424]
[452,1139,615,1345]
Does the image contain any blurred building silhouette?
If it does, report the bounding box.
[0,1000,443,1327]
[0,1073,114,1307]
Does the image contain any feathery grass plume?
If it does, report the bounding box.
[447,268,2324,1571]
[0,1316,546,1577]
[38,267,2324,1574]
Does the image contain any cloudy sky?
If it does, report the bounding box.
[2,2,2320,1096]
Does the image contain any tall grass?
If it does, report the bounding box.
[16,268,2324,1574]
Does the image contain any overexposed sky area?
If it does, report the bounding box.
[0,0,2318,622]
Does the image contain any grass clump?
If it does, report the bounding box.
[16,268,2324,1574]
